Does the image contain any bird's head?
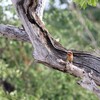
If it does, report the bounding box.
[67,51,73,56]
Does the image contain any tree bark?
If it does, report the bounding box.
[0,24,30,42]
[0,0,100,98]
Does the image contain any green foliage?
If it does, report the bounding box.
[0,0,100,99]
[0,61,98,99]
[74,0,98,8]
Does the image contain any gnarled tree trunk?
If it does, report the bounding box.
[0,0,100,98]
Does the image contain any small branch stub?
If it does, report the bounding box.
[57,58,85,77]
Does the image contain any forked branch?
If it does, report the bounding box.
[0,0,99,98]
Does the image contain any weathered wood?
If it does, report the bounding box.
[0,0,100,85]
[0,0,99,98]
[0,24,30,42]
[1,24,100,76]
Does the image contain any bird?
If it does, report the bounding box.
[66,51,73,64]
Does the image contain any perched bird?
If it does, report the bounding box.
[66,51,73,63]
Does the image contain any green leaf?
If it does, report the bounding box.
[74,0,98,8]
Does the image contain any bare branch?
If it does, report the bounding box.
[1,24,100,79]
[1,18,100,99]
[0,0,98,98]
[0,24,30,42]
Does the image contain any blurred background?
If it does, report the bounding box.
[0,0,100,99]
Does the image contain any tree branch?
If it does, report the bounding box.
[0,24,30,42]
[0,0,98,98]
[1,19,100,99]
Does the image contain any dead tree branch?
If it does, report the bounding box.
[1,22,100,98]
[0,0,99,98]
[0,24,30,42]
